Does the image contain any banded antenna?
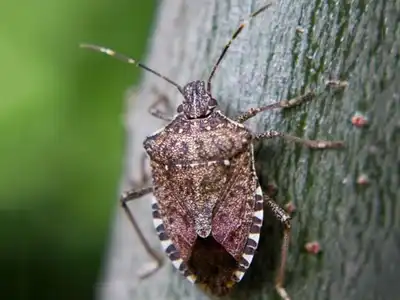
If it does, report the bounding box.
[207,3,272,94]
[80,44,184,93]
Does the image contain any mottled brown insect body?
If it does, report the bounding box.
[81,3,345,299]
[144,104,263,294]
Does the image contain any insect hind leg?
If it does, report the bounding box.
[264,195,291,300]
[120,186,164,279]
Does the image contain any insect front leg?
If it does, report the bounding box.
[120,186,164,278]
[264,195,292,300]
[235,91,315,123]
[148,87,174,121]
[254,130,344,149]
[235,80,348,123]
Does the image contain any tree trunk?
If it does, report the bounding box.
[97,0,400,299]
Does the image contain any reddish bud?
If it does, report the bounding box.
[305,241,321,254]
[351,112,369,127]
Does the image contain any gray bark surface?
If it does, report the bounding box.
[97,0,400,300]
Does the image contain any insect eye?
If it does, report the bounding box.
[177,104,183,113]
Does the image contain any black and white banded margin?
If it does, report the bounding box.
[151,197,197,283]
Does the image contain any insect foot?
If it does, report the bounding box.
[137,259,164,279]
[82,1,344,299]
[325,79,349,88]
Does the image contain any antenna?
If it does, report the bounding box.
[207,3,272,94]
[80,44,183,92]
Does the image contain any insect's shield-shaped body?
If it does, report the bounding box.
[143,80,264,295]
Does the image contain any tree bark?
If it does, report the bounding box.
[97,0,400,299]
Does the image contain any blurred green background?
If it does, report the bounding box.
[0,0,155,298]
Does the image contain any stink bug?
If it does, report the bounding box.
[81,3,344,299]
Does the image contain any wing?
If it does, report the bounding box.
[151,195,197,283]
[211,147,261,261]
[150,160,197,263]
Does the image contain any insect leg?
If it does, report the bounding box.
[254,130,344,149]
[120,186,164,278]
[149,109,172,122]
[235,91,315,123]
[264,195,291,300]
[235,79,348,123]
[129,153,151,188]
[148,87,174,121]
